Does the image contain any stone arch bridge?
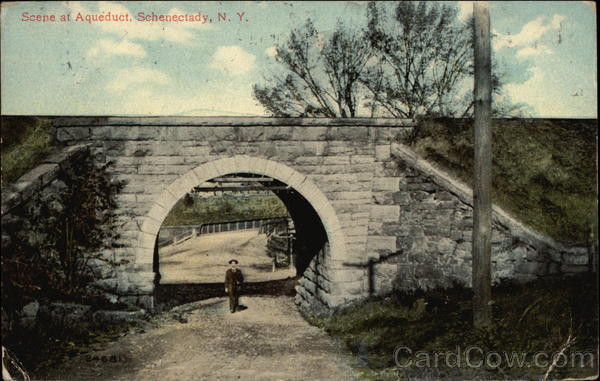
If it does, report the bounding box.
[31,117,589,313]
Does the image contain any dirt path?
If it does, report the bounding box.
[46,296,359,381]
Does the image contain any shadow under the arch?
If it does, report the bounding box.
[153,277,300,312]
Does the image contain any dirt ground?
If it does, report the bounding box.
[44,296,359,381]
[159,229,295,283]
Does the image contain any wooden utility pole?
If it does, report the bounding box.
[472,1,492,329]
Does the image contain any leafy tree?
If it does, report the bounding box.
[253,19,373,117]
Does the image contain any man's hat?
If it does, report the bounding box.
[228,259,239,264]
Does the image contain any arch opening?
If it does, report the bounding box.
[138,156,347,310]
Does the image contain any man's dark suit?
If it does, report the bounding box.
[225,268,244,312]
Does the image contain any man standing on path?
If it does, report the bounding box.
[225,259,244,313]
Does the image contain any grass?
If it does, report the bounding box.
[162,193,290,226]
[306,273,598,380]
[407,118,597,243]
[1,116,56,184]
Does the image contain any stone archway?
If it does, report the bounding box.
[132,155,348,308]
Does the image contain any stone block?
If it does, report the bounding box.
[201,127,238,141]
[373,192,394,205]
[327,127,369,141]
[436,237,456,253]
[561,264,588,274]
[348,163,376,173]
[391,192,411,206]
[515,261,544,275]
[11,180,37,204]
[91,278,119,292]
[263,126,293,140]
[562,253,589,265]
[325,145,354,155]
[291,126,328,140]
[331,280,364,295]
[375,145,391,161]
[330,201,371,215]
[327,191,371,201]
[137,231,156,249]
[350,155,376,164]
[153,189,179,211]
[18,163,60,188]
[324,156,351,165]
[373,177,400,192]
[136,164,193,175]
[370,205,400,222]
[1,191,21,214]
[56,127,91,141]
[237,126,265,141]
[302,141,326,156]
[367,236,397,252]
[41,303,92,325]
[21,301,40,318]
[343,225,368,237]
[435,191,455,201]
[146,203,169,225]
[295,156,324,165]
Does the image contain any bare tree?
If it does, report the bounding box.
[364,1,528,118]
[253,20,373,117]
[255,2,529,119]
[364,1,473,117]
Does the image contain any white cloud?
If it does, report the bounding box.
[504,66,597,117]
[208,46,256,76]
[105,66,171,93]
[550,14,565,29]
[494,15,564,56]
[457,1,472,22]
[86,39,146,57]
[66,2,209,43]
[515,44,553,58]
[265,46,277,58]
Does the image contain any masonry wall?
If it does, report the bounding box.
[363,143,591,295]
[7,117,590,315]
[53,117,414,312]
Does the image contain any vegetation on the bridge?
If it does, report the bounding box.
[162,193,290,227]
[406,118,597,243]
[1,116,56,184]
[307,272,598,380]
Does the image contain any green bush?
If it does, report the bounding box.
[1,154,124,310]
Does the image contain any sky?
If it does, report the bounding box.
[0,1,597,117]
